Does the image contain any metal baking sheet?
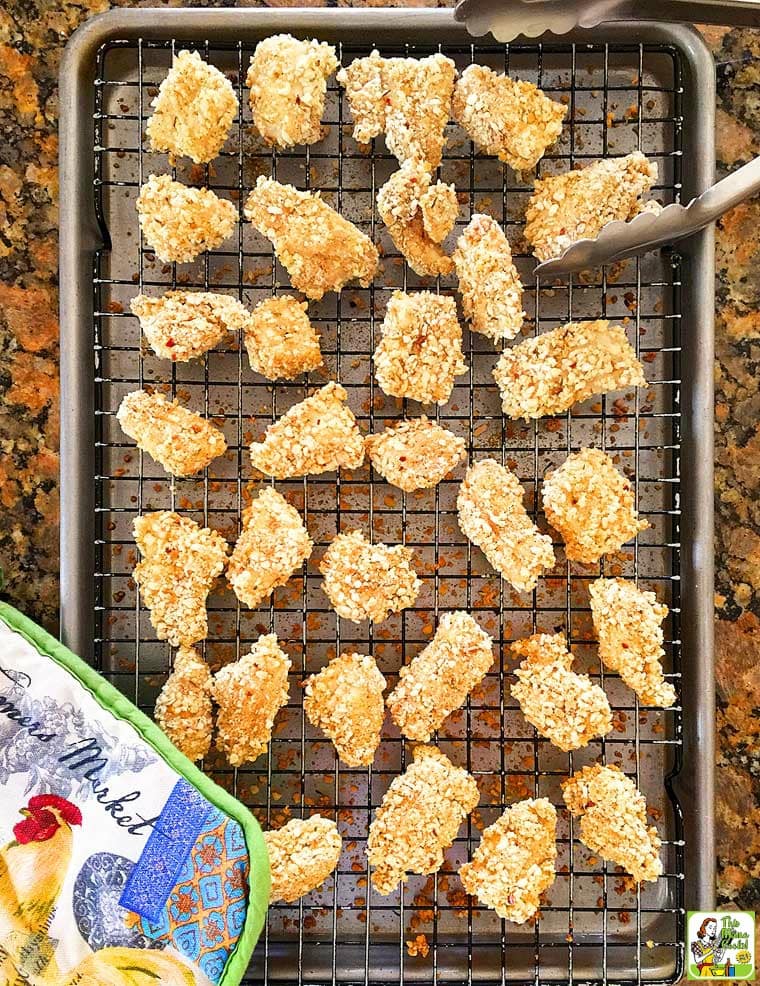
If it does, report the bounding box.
[58,10,715,984]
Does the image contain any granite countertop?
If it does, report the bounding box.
[0,2,757,910]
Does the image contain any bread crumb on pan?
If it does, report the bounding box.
[524,152,659,262]
[589,577,676,708]
[154,646,214,762]
[213,632,291,766]
[319,529,420,624]
[304,652,387,766]
[510,632,613,752]
[244,296,323,380]
[137,174,237,264]
[337,50,456,170]
[457,459,555,593]
[249,381,365,479]
[387,611,494,742]
[374,290,467,406]
[116,389,227,477]
[247,34,338,149]
[133,511,228,648]
[542,447,648,564]
[562,763,663,883]
[367,744,479,895]
[493,319,646,420]
[265,815,342,903]
[452,64,567,171]
[130,290,250,363]
[244,175,379,299]
[459,798,557,923]
[365,416,466,492]
[227,487,313,609]
[146,50,237,164]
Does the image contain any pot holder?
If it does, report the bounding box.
[0,600,269,986]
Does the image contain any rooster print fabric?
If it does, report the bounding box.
[0,613,259,986]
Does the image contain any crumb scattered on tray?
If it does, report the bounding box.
[365,416,466,492]
[244,296,323,380]
[406,934,430,959]
[154,646,214,763]
[130,290,250,363]
[265,815,342,903]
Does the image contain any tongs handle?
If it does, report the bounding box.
[686,155,760,232]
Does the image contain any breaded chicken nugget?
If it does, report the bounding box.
[387,611,494,742]
[133,511,228,648]
[244,296,323,380]
[130,291,250,363]
[377,161,458,277]
[452,214,525,343]
[320,530,420,624]
[304,652,387,766]
[452,64,567,172]
[589,578,676,708]
[368,745,479,895]
[265,815,342,903]
[154,646,214,762]
[117,389,227,477]
[457,459,555,594]
[137,174,237,264]
[213,633,291,766]
[459,798,557,923]
[493,320,646,420]
[249,381,365,478]
[510,632,612,752]
[525,152,659,262]
[365,416,466,492]
[542,448,648,564]
[247,35,338,149]
[244,176,379,299]
[562,763,663,883]
[374,291,467,406]
[227,487,313,609]
[146,50,237,164]
[337,51,456,170]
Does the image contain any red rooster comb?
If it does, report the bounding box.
[13,794,83,844]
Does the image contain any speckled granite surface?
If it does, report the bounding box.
[0,2,758,909]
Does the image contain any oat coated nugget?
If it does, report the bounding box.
[452,214,525,343]
[154,647,214,762]
[457,460,555,594]
[452,64,567,172]
[244,176,379,300]
[511,632,612,752]
[146,50,237,164]
[562,763,663,883]
[459,798,557,923]
[365,416,466,492]
[320,530,421,624]
[227,487,313,609]
[337,51,456,170]
[524,152,659,262]
[117,389,227,477]
[542,448,648,564]
[130,291,250,363]
[493,320,646,420]
[377,161,458,277]
[244,296,323,380]
[212,633,291,766]
[137,174,237,264]
[304,652,387,766]
[133,511,228,648]
[265,816,342,903]
[249,381,365,479]
[368,745,479,895]
[247,35,337,149]
[374,291,467,406]
[387,612,494,742]
[589,578,676,708]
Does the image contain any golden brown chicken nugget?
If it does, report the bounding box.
[154,647,214,762]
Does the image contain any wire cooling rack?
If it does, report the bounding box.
[89,33,687,985]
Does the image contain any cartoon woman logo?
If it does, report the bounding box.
[691,917,736,978]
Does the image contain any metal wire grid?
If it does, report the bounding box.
[90,34,686,985]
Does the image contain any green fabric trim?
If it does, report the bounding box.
[0,601,269,986]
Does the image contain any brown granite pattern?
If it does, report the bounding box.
[0,3,758,909]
